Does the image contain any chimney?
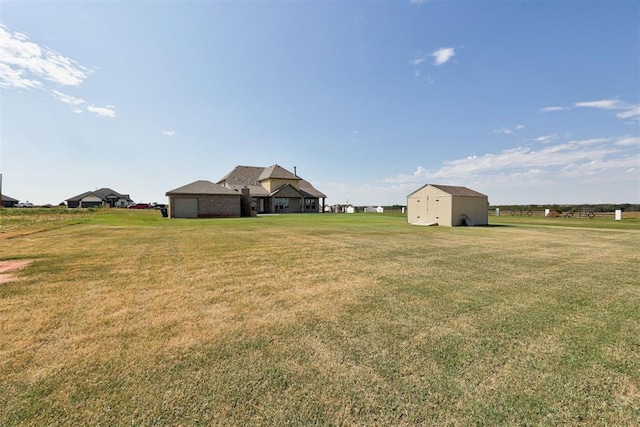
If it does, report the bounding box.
[294,166,297,176]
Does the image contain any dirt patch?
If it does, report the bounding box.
[0,259,32,284]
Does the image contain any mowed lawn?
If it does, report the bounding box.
[1,209,638,425]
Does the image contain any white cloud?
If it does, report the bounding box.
[493,124,524,135]
[431,47,455,66]
[574,99,625,110]
[385,135,637,187]
[541,99,639,122]
[532,134,558,143]
[52,90,86,106]
[410,0,426,4]
[617,105,640,120]
[0,24,90,88]
[87,105,116,118]
[540,106,567,113]
[617,136,640,146]
[162,130,176,137]
[411,57,426,66]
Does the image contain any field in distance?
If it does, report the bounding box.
[1,208,638,425]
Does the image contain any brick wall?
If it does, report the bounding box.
[198,195,241,218]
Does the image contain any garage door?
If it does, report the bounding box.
[172,198,198,218]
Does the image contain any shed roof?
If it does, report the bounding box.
[408,184,487,198]
[166,180,241,196]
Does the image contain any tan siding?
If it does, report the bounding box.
[262,178,300,193]
[408,184,487,226]
[452,196,488,226]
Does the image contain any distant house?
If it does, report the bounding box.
[217,164,326,214]
[165,180,244,218]
[66,188,133,208]
[407,184,488,227]
[2,194,18,208]
[345,205,355,214]
[364,206,384,213]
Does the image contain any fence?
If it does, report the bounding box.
[491,209,638,219]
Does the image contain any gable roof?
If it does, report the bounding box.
[66,188,132,202]
[258,164,301,181]
[299,179,327,198]
[408,184,487,198]
[218,165,326,198]
[270,183,304,198]
[2,195,18,202]
[166,180,241,196]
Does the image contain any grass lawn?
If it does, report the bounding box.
[1,208,639,425]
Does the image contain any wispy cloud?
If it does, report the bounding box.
[616,105,640,120]
[162,130,176,137]
[52,90,86,106]
[53,89,115,117]
[410,0,426,5]
[0,24,90,88]
[385,135,637,187]
[0,24,116,118]
[540,106,567,113]
[86,105,116,118]
[493,124,524,135]
[541,98,639,121]
[431,47,455,66]
[532,134,558,143]
[574,99,625,110]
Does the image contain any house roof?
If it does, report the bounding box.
[166,180,242,196]
[270,183,304,198]
[408,184,487,198]
[258,164,301,181]
[299,179,327,198]
[66,188,132,202]
[218,165,326,198]
[2,195,18,202]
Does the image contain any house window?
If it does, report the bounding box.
[274,198,289,211]
[305,198,316,210]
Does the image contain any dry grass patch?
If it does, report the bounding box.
[0,211,638,424]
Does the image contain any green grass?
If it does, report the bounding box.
[1,209,638,425]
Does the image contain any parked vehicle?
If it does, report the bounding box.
[16,202,34,208]
[128,203,150,209]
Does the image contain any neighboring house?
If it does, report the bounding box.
[407,184,488,227]
[165,180,244,218]
[376,206,384,213]
[345,205,355,214]
[2,195,18,207]
[217,164,326,214]
[66,188,133,208]
[364,206,377,213]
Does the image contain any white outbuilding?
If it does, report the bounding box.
[407,184,488,227]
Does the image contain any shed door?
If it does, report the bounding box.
[173,198,198,218]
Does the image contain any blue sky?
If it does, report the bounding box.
[1,0,638,206]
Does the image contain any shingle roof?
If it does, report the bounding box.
[66,188,131,202]
[299,179,327,198]
[258,164,300,181]
[408,184,487,198]
[166,180,242,196]
[218,165,326,199]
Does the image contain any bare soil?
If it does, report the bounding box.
[0,259,32,284]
